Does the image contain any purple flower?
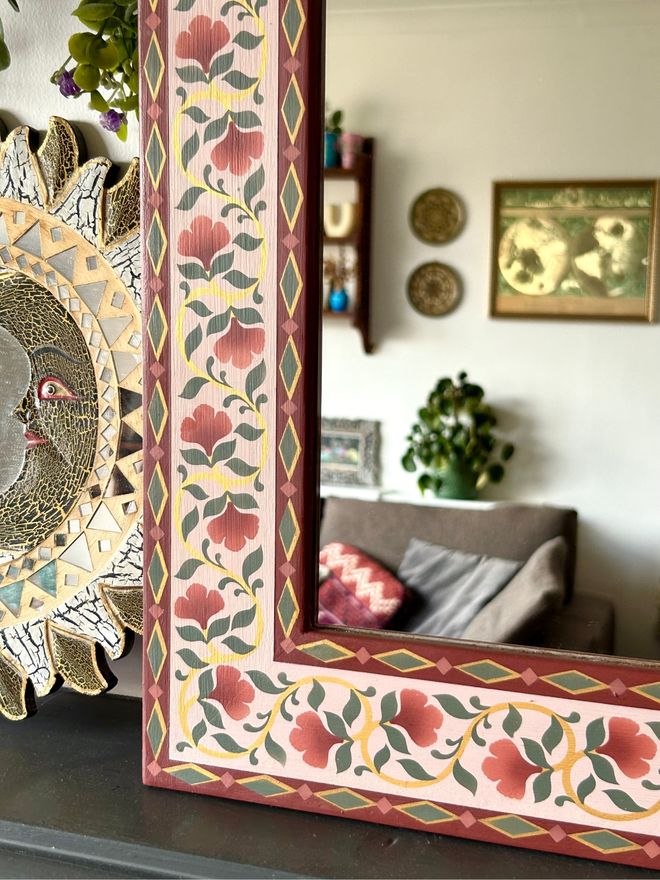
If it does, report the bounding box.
[99,110,125,133]
[57,71,81,98]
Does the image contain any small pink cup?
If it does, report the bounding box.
[338,133,364,170]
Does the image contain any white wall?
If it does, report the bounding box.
[323,0,660,659]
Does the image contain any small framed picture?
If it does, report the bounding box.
[490,180,659,321]
[320,418,380,486]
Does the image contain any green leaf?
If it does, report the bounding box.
[200,700,225,729]
[181,449,212,468]
[380,691,398,723]
[603,789,646,813]
[211,440,237,465]
[224,269,258,290]
[181,131,200,171]
[324,711,349,741]
[587,752,618,784]
[242,547,263,582]
[198,669,214,699]
[204,114,230,143]
[397,759,436,781]
[176,648,208,669]
[233,232,263,251]
[245,671,286,694]
[211,732,245,753]
[233,31,264,50]
[577,774,596,804]
[232,605,257,630]
[647,722,660,741]
[184,325,203,361]
[585,717,606,752]
[308,680,325,711]
[434,695,478,719]
[234,423,264,442]
[374,745,390,774]
[225,458,259,477]
[203,496,228,519]
[382,724,409,755]
[502,704,522,738]
[176,186,205,211]
[223,70,258,90]
[192,719,207,745]
[206,616,231,640]
[175,0,198,8]
[243,165,265,210]
[209,252,234,278]
[452,760,477,795]
[246,360,266,402]
[222,635,254,655]
[521,738,551,770]
[181,507,199,542]
[177,65,208,84]
[229,493,258,510]
[186,300,212,317]
[342,691,361,727]
[264,732,287,767]
[533,770,553,803]
[542,716,564,755]
[183,105,209,123]
[232,307,263,325]
[642,780,660,791]
[179,262,208,280]
[175,625,205,643]
[175,558,205,579]
[209,50,234,80]
[335,741,353,773]
[180,377,209,399]
[207,310,232,336]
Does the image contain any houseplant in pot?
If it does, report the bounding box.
[402,372,515,499]
[325,107,343,168]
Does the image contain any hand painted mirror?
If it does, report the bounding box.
[141,0,660,870]
[0,116,142,720]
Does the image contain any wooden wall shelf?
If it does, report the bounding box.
[323,137,374,353]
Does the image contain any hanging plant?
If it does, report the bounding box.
[0,0,19,73]
[51,0,139,140]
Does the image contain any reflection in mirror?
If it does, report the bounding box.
[318,0,660,663]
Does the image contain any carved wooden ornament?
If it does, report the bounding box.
[0,117,142,719]
[141,0,660,868]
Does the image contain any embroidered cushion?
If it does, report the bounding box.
[318,542,406,629]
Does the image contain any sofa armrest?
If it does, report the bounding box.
[528,593,615,655]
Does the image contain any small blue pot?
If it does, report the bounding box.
[328,288,349,312]
[324,132,341,168]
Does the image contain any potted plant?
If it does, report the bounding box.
[402,372,515,500]
[325,107,343,168]
[323,251,353,312]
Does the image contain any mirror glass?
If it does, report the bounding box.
[318,0,660,663]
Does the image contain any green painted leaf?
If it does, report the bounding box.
[587,752,618,784]
[206,616,231,640]
[224,270,258,290]
[577,774,596,804]
[342,691,361,727]
[180,377,209,400]
[203,496,228,519]
[176,648,208,669]
[200,700,225,729]
[233,31,264,50]
[232,605,257,630]
[647,722,660,741]
[398,759,436,782]
[181,449,212,467]
[209,50,234,80]
[211,440,237,465]
[308,680,325,711]
[176,742,191,752]
[242,547,263,582]
[229,493,259,510]
[181,507,199,542]
[542,716,564,755]
[452,760,477,795]
[192,719,206,745]
[198,669,214,699]
[175,625,205,643]
[434,695,478,719]
[176,186,205,211]
[186,300,212,317]
[374,745,390,774]
[325,711,349,741]
[181,131,199,171]
[223,70,258,90]
[603,789,646,813]
[585,717,606,752]
[642,780,660,790]
[232,307,263,325]
[212,732,245,753]
[175,558,204,579]
[382,724,410,755]
[179,262,208,280]
[243,165,265,211]
[234,423,264,442]
[246,671,286,694]
[533,770,552,803]
[209,252,234,278]
[265,732,287,767]
[225,458,259,477]
[555,795,574,807]
[335,741,353,773]
[204,114,230,144]
[521,738,551,770]
[380,691,398,723]
[502,704,522,738]
[183,105,209,123]
[233,232,263,251]
[222,635,254,655]
[231,112,262,131]
[174,0,197,11]
[206,310,232,336]
[185,325,203,361]
[176,65,208,84]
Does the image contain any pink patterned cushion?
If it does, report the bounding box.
[319,542,406,628]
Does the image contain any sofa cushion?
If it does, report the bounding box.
[319,497,578,598]
[462,536,567,644]
[397,538,523,639]
[319,542,406,628]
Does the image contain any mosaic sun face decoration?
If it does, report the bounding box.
[0,116,143,720]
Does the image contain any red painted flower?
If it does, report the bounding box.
[595,717,657,779]
[482,740,542,800]
[208,666,255,721]
[175,15,230,74]
[178,216,231,273]
[207,502,259,552]
[174,583,224,630]
[211,122,264,177]
[390,689,443,748]
[214,317,265,370]
[289,711,343,769]
[180,404,232,458]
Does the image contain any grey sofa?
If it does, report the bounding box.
[319,497,614,654]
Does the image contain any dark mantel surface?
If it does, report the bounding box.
[0,692,658,880]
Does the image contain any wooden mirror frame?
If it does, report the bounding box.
[140,0,660,868]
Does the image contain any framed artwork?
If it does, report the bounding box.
[141,0,660,870]
[0,115,142,720]
[320,418,380,487]
[490,180,659,321]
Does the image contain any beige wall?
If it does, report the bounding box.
[323,0,660,659]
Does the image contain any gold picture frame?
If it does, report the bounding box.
[490,180,659,322]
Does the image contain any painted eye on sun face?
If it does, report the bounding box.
[37,377,77,401]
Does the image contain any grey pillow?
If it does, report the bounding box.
[397,538,523,639]
[462,536,567,644]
